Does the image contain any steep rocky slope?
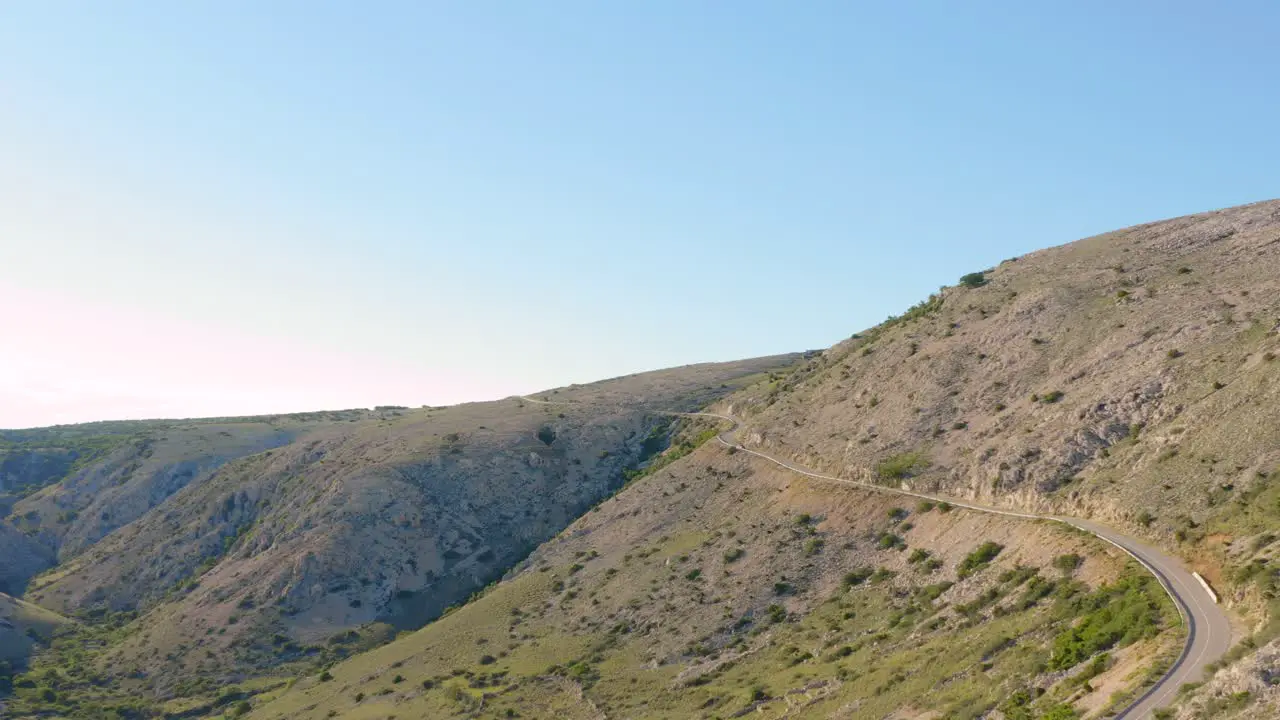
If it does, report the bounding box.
[13,421,302,557]
[724,199,1280,718]
[1,416,337,593]
[734,200,1280,539]
[244,420,1178,720]
[1,357,795,713]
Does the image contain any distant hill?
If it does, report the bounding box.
[0,355,797,713]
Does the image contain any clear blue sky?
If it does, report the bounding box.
[2,2,1278,427]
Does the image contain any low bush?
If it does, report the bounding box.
[875,452,931,482]
[957,542,1004,578]
[1053,554,1083,575]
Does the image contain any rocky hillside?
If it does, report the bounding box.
[0,416,341,593]
[724,199,1280,718]
[243,417,1178,720]
[0,357,794,711]
[734,201,1280,533]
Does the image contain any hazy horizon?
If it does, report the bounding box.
[4,2,1278,428]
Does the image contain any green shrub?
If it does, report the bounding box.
[1053,554,1083,575]
[875,452,930,482]
[869,567,896,584]
[959,272,988,288]
[957,542,1004,578]
[842,568,873,587]
[1040,704,1079,720]
[1049,576,1162,670]
[998,690,1034,720]
[723,548,745,563]
[879,294,944,330]
[917,580,953,601]
[877,533,906,550]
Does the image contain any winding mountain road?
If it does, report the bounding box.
[520,396,1232,718]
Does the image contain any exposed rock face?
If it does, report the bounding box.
[1,448,76,498]
[11,423,299,558]
[1175,638,1280,719]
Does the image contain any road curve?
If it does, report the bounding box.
[519,397,1232,718]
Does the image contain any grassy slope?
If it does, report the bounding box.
[0,593,68,664]
[243,427,1180,720]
